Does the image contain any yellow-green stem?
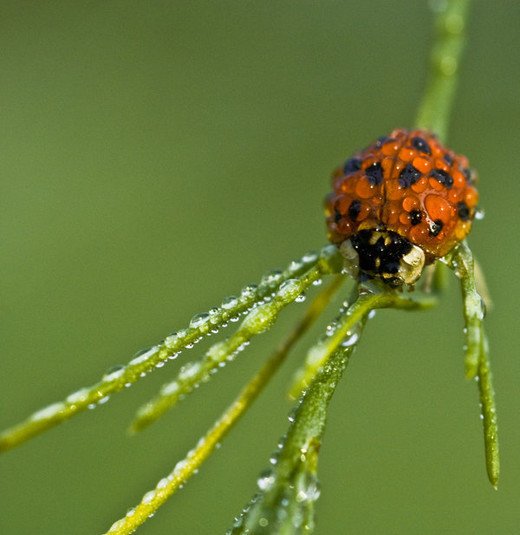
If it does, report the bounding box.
[104,276,343,535]
[415,0,471,141]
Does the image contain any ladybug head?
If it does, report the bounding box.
[339,229,425,287]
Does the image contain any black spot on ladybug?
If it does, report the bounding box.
[430,168,453,188]
[429,219,443,236]
[365,162,383,185]
[443,153,453,165]
[343,158,362,175]
[409,210,422,226]
[348,199,361,221]
[399,164,422,188]
[411,136,431,155]
[333,209,342,223]
[457,201,470,221]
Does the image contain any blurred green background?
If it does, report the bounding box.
[1,1,519,533]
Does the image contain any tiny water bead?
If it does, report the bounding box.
[189,312,210,330]
[221,296,239,310]
[102,365,126,382]
[129,346,160,367]
[257,470,276,491]
[30,402,65,422]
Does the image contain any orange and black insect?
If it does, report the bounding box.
[325,129,479,286]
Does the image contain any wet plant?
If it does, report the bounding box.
[0,1,498,533]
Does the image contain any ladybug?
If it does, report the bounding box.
[325,129,479,286]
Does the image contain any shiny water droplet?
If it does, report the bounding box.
[161,381,180,396]
[189,312,210,329]
[102,365,125,382]
[295,293,306,303]
[302,251,318,264]
[222,296,239,310]
[261,269,283,287]
[142,490,155,504]
[66,388,89,405]
[341,332,359,347]
[288,260,304,274]
[156,477,169,490]
[31,402,66,421]
[278,279,301,300]
[164,332,179,348]
[179,362,201,381]
[129,346,159,366]
[241,284,258,299]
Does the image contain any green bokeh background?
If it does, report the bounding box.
[2,2,519,533]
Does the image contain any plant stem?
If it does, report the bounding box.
[448,242,499,487]
[104,276,343,535]
[0,246,342,454]
[129,263,333,433]
[230,287,437,533]
[415,0,471,141]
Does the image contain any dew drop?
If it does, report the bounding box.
[178,362,201,381]
[241,284,258,299]
[102,365,125,382]
[129,346,159,367]
[142,490,155,504]
[31,402,66,421]
[302,251,319,264]
[66,388,89,405]
[164,332,179,348]
[108,519,126,532]
[261,269,283,287]
[222,296,239,310]
[189,312,210,329]
[288,260,304,274]
[295,293,306,303]
[156,477,169,490]
[341,332,359,347]
[278,279,301,300]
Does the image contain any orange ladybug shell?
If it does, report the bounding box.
[325,128,479,261]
